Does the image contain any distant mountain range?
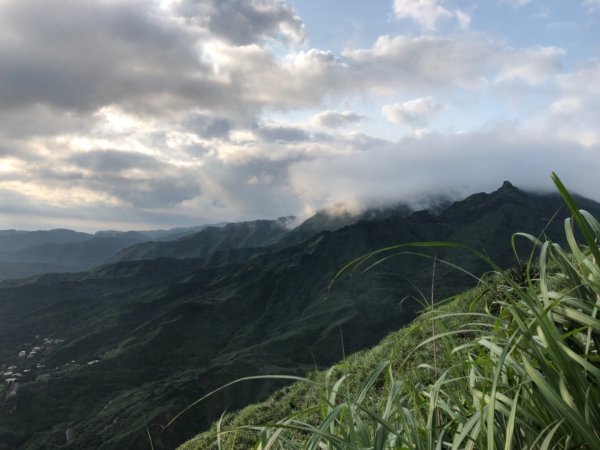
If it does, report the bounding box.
[1,182,599,449]
[0,225,220,281]
[0,202,412,281]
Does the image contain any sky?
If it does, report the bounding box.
[0,0,599,231]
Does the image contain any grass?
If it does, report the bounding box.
[178,172,600,450]
[177,286,483,450]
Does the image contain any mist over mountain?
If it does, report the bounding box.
[110,205,415,265]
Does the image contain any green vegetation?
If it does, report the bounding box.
[3,180,600,449]
[180,174,600,449]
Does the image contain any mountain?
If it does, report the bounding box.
[9,235,149,266]
[95,224,222,242]
[109,206,412,265]
[178,284,481,450]
[269,203,412,249]
[109,217,295,263]
[0,261,77,282]
[0,229,91,254]
[1,183,598,450]
[0,226,220,282]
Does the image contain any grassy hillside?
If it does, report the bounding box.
[178,282,485,449]
[179,175,600,449]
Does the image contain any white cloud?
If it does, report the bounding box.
[455,10,471,30]
[541,62,600,146]
[393,0,450,30]
[556,61,600,96]
[495,46,565,85]
[342,34,492,91]
[503,0,533,8]
[583,0,600,11]
[393,0,469,31]
[382,97,443,127]
[311,110,365,129]
[287,129,600,215]
[550,97,584,115]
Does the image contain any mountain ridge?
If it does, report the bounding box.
[0,225,220,282]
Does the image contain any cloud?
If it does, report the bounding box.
[164,0,306,45]
[495,46,565,85]
[0,0,307,119]
[583,0,600,11]
[287,128,600,214]
[502,0,533,8]
[221,46,345,108]
[65,150,202,208]
[341,34,496,92]
[180,155,304,219]
[184,113,233,140]
[0,0,566,126]
[183,34,560,112]
[556,61,600,96]
[392,0,470,31]
[69,149,163,174]
[255,124,311,143]
[382,97,443,127]
[455,10,471,30]
[0,0,221,114]
[538,62,600,146]
[0,148,204,211]
[0,186,206,232]
[312,110,365,129]
[0,0,595,232]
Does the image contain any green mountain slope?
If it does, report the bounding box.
[109,218,294,263]
[177,283,483,449]
[1,183,598,449]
